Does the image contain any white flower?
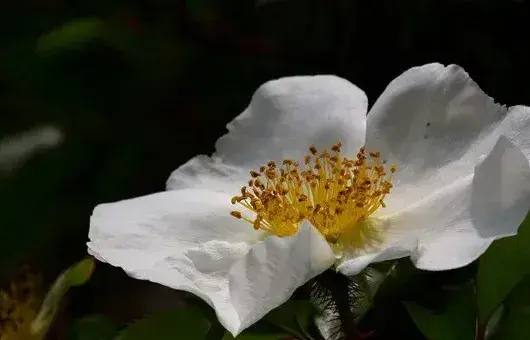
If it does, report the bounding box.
[87,63,530,336]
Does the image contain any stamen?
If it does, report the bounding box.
[230,143,397,245]
[230,211,242,219]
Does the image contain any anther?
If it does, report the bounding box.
[230,211,242,219]
[298,194,308,202]
[332,142,342,152]
[230,143,397,240]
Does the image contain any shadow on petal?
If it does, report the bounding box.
[470,136,530,239]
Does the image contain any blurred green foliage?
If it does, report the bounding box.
[490,275,530,340]
[36,18,105,56]
[404,282,476,340]
[1,0,530,339]
[477,217,530,324]
[68,315,119,340]
[115,309,210,340]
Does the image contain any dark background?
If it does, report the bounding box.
[1,0,528,338]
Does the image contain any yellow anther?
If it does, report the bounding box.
[331,142,342,152]
[231,211,243,219]
[230,143,397,246]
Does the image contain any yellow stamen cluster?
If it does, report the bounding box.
[0,268,40,340]
[231,143,396,244]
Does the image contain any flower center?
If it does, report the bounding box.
[0,269,40,340]
[230,143,396,245]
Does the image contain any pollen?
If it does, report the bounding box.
[230,143,397,246]
[0,267,41,340]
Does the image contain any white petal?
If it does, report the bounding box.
[166,155,247,192]
[88,189,258,251]
[498,105,530,159]
[365,63,519,213]
[87,190,334,336]
[167,76,367,191]
[412,136,530,269]
[227,222,335,334]
[217,76,367,167]
[337,243,411,276]
[338,136,530,275]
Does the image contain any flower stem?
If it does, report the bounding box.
[317,271,358,339]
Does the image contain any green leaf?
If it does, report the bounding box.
[404,282,475,340]
[490,275,530,340]
[476,216,530,324]
[484,305,504,339]
[36,18,105,56]
[68,315,119,340]
[265,300,317,339]
[115,309,210,340]
[31,258,96,338]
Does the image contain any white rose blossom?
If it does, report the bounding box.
[87,63,530,336]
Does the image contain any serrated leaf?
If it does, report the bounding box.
[477,215,530,324]
[490,275,530,340]
[69,315,119,340]
[404,282,475,340]
[115,309,210,340]
[36,18,104,56]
